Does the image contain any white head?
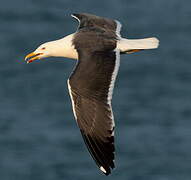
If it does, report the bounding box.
[24,34,78,63]
[25,40,63,63]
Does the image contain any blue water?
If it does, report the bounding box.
[0,0,191,179]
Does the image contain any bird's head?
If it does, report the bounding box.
[24,41,61,63]
[25,34,77,63]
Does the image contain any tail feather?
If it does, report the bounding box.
[117,37,159,53]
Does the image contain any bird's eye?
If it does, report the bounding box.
[41,47,46,50]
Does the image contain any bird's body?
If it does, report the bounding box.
[25,13,159,175]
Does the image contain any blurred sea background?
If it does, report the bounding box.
[0,0,191,180]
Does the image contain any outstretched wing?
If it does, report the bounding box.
[68,13,121,175]
[68,49,120,175]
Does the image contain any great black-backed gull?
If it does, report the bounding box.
[25,13,159,175]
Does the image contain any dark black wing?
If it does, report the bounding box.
[71,13,121,33]
[68,49,120,175]
[68,14,121,175]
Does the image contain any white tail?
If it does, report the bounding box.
[117,37,159,53]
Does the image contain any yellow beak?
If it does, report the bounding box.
[25,52,42,63]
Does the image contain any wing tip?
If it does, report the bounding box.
[80,129,115,175]
[100,166,111,176]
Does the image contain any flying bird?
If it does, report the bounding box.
[25,13,159,175]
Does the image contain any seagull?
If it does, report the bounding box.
[25,13,159,175]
